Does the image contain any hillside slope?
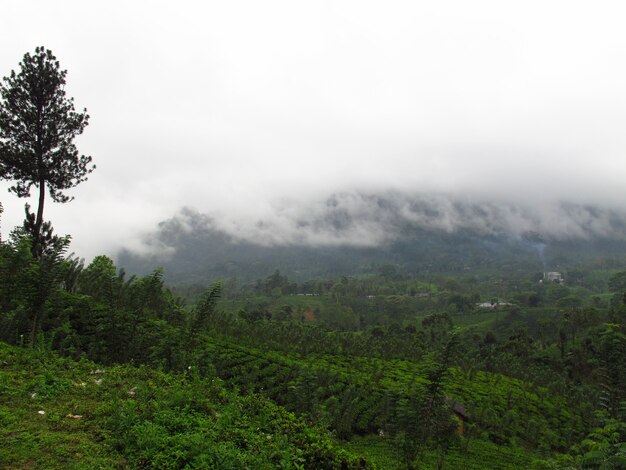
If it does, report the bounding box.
[0,342,368,469]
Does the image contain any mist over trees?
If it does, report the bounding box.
[0,46,624,469]
[117,203,626,288]
[123,195,626,256]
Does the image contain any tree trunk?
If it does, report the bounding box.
[30,178,46,257]
[30,310,40,347]
[35,178,45,239]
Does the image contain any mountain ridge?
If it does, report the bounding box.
[117,193,626,284]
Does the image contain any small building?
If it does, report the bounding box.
[543,272,564,284]
[476,301,513,310]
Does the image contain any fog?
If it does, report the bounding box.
[139,195,626,257]
[1,1,626,259]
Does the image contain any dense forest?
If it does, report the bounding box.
[1,219,625,468]
[1,47,625,469]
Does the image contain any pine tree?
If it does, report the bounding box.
[0,47,94,256]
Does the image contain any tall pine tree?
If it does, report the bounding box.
[0,47,94,257]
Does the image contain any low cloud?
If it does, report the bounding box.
[2,2,626,261]
[130,192,626,259]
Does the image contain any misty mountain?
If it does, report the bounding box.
[117,192,626,284]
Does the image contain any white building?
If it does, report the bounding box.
[543,272,564,284]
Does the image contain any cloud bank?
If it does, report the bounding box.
[134,193,626,259]
[1,1,626,259]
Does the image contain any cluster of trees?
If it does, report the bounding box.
[0,235,214,369]
[5,213,622,466]
[198,333,467,468]
[1,47,625,468]
[202,268,626,465]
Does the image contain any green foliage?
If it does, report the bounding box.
[0,230,70,345]
[255,270,298,297]
[1,230,624,469]
[0,47,94,254]
[194,332,584,453]
[596,325,626,418]
[0,47,93,199]
[608,271,626,293]
[191,281,222,332]
[345,433,534,469]
[0,341,369,469]
[578,410,626,469]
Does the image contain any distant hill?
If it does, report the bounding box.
[117,193,626,285]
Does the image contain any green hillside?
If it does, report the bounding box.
[0,342,367,469]
[0,232,624,468]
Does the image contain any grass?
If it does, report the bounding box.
[344,434,534,469]
[0,345,125,468]
[0,341,369,469]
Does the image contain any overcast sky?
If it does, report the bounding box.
[2,1,626,259]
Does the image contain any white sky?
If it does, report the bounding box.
[2,1,626,259]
